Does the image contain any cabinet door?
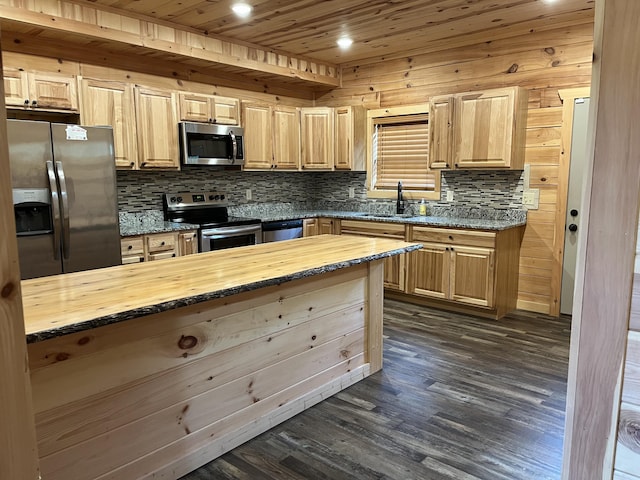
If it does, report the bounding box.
[335,106,366,171]
[177,231,198,256]
[242,103,274,169]
[318,218,336,235]
[212,96,240,125]
[303,218,318,237]
[29,71,78,111]
[335,106,353,170]
[384,254,406,292]
[407,244,449,300]
[80,79,138,170]
[3,68,29,108]
[449,246,495,307]
[135,87,180,169]
[272,106,300,170]
[178,92,212,122]
[300,107,334,169]
[428,95,454,169]
[454,89,516,169]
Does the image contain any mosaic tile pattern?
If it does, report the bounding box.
[117,168,525,215]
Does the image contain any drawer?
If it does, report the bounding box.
[122,254,144,265]
[147,251,177,261]
[410,226,496,248]
[146,233,176,252]
[340,220,406,239]
[121,236,144,256]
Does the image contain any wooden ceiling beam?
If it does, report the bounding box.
[0,4,341,89]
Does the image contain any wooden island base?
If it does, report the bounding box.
[27,261,384,480]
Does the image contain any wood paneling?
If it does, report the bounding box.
[318,22,593,315]
[0,37,41,480]
[564,1,640,478]
[27,259,384,479]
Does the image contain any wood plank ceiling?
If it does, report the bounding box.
[0,0,595,93]
[76,0,595,64]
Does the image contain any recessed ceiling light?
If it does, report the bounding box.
[231,3,252,18]
[337,37,353,49]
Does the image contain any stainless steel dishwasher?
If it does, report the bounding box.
[262,219,304,242]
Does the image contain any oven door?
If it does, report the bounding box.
[200,224,262,252]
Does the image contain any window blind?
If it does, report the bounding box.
[372,114,436,191]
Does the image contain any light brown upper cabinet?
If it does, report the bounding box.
[242,103,300,170]
[300,107,334,170]
[3,67,78,111]
[79,78,139,170]
[178,92,240,125]
[134,86,180,170]
[335,106,366,171]
[428,86,528,170]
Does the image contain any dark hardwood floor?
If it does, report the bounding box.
[180,299,571,480]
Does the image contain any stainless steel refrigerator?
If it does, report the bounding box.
[8,119,121,280]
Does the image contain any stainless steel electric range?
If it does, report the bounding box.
[163,192,262,252]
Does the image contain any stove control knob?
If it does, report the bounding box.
[170,197,177,203]
[214,194,220,200]
[209,194,215,200]
[220,194,225,200]
[176,196,183,203]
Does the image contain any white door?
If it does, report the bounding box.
[560,98,590,315]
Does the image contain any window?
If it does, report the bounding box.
[366,106,440,200]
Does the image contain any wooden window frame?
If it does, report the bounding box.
[366,105,440,200]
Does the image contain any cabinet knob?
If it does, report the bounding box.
[454,163,458,168]
[568,224,578,232]
[570,209,579,217]
[160,241,165,246]
[274,164,278,169]
[445,163,449,168]
[141,162,148,167]
[129,161,135,167]
[448,235,453,240]
[24,99,29,105]
[31,100,37,106]
[128,245,133,250]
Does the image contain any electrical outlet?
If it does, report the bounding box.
[246,189,252,200]
[446,191,454,202]
[348,187,355,198]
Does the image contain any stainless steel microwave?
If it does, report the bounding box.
[179,122,245,167]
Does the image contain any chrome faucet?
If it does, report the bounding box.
[396,181,405,214]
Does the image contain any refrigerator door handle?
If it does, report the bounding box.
[55,161,71,260]
[46,160,62,260]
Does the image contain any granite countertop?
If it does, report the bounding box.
[22,235,420,343]
[118,206,526,236]
[119,211,199,237]
[259,210,526,231]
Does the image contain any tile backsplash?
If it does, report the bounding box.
[117,168,524,214]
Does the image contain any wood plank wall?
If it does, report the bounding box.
[318,21,594,315]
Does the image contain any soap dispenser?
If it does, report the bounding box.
[419,198,427,216]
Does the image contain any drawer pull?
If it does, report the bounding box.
[128,245,133,250]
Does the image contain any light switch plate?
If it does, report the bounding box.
[522,189,539,209]
[246,189,252,200]
[446,191,454,202]
[349,187,355,198]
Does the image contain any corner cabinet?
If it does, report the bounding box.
[300,107,334,170]
[428,86,528,170]
[79,78,138,169]
[178,92,240,125]
[340,220,407,291]
[134,86,180,170]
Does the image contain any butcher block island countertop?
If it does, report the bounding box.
[22,235,419,480]
[23,234,420,343]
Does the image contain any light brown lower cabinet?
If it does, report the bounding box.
[303,217,339,236]
[120,230,198,264]
[404,225,523,319]
[339,220,406,292]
